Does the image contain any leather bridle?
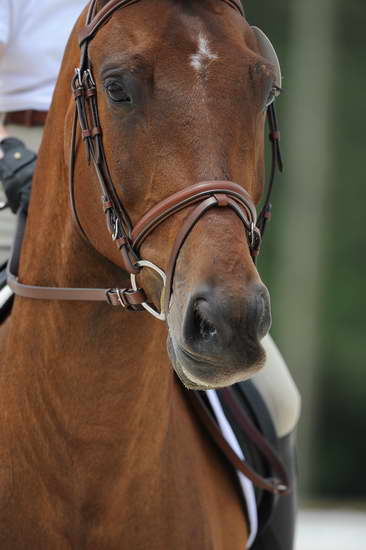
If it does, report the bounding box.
[7,0,283,322]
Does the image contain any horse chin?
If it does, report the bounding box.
[167,336,265,391]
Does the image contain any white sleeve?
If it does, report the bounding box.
[0,0,10,48]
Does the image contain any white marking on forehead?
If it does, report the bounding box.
[190,33,218,73]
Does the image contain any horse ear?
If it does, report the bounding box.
[251,26,282,94]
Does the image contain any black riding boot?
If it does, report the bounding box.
[251,430,298,550]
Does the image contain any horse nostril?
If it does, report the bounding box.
[193,300,217,341]
[183,286,271,354]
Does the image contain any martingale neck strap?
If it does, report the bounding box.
[6,210,147,309]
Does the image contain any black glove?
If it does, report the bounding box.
[0,137,37,213]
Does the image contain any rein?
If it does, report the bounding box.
[5,0,288,497]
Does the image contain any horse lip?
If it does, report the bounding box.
[176,342,259,371]
[176,344,224,369]
[167,335,265,390]
[167,336,216,390]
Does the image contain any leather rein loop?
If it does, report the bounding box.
[186,388,290,495]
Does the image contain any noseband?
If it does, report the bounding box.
[7,0,283,322]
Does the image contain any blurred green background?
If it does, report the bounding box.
[244,0,366,501]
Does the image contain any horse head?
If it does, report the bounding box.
[69,0,282,389]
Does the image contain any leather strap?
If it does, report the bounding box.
[186,388,289,495]
[162,192,260,313]
[6,210,146,309]
[78,0,141,45]
[218,387,289,490]
[220,0,244,16]
[131,181,257,249]
[4,110,48,127]
[257,104,283,234]
[78,0,244,45]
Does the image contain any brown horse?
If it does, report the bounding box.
[0,0,281,547]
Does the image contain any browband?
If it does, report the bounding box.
[78,0,244,46]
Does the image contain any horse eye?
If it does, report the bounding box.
[105,82,132,104]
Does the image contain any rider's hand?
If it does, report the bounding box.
[0,137,36,213]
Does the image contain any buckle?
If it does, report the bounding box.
[72,68,83,91]
[130,260,167,321]
[83,68,96,88]
[249,224,261,259]
[106,288,146,311]
[106,288,128,307]
[112,217,120,241]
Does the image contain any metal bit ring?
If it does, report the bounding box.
[130,260,167,321]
